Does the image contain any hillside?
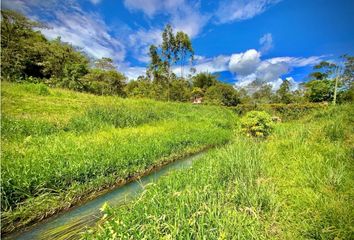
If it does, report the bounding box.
[1,82,236,233]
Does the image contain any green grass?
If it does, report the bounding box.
[1,82,236,233]
[84,104,353,239]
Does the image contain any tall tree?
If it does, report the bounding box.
[175,31,194,78]
[276,79,293,103]
[147,44,165,81]
[161,24,176,79]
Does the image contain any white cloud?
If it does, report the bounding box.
[228,49,323,89]
[123,0,208,38]
[215,0,281,24]
[3,0,126,62]
[2,0,31,14]
[123,0,184,17]
[193,55,231,73]
[128,28,163,63]
[268,77,299,91]
[122,0,208,63]
[255,60,289,83]
[90,0,102,5]
[259,33,273,53]
[268,56,324,67]
[41,7,125,62]
[119,65,146,80]
[229,49,261,75]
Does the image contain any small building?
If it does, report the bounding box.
[193,97,203,104]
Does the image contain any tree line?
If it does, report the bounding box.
[1,9,353,106]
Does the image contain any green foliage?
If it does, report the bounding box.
[81,69,126,96]
[252,84,274,104]
[204,83,240,106]
[276,79,293,103]
[1,10,47,80]
[169,79,191,102]
[240,111,274,137]
[125,76,153,98]
[310,61,337,80]
[192,72,217,90]
[304,79,335,102]
[175,31,194,78]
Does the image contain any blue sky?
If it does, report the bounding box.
[3,0,354,89]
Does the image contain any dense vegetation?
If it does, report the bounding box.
[1,82,235,233]
[85,104,353,239]
[1,10,353,107]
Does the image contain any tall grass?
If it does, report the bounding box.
[1,82,236,233]
[85,105,353,239]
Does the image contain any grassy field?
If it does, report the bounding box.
[85,104,354,239]
[1,82,236,233]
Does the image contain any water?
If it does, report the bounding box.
[6,151,206,240]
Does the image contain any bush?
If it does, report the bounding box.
[241,111,274,137]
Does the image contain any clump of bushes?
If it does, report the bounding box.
[241,111,274,137]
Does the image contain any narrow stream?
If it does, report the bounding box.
[6,151,206,240]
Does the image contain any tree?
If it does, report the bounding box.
[236,87,252,104]
[60,63,89,91]
[175,31,194,78]
[125,76,152,98]
[147,44,166,81]
[276,79,293,103]
[169,79,191,102]
[309,61,337,80]
[304,79,334,102]
[204,83,240,106]
[81,69,126,96]
[146,24,194,101]
[191,87,204,100]
[340,54,354,90]
[1,9,92,87]
[43,38,89,81]
[338,55,354,102]
[1,10,46,80]
[305,60,343,103]
[192,72,217,90]
[94,57,116,71]
[252,84,274,104]
[161,24,176,80]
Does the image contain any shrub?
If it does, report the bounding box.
[22,82,51,96]
[241,111,274,137]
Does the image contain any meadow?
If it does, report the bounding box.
[84,104,353,239]
[1,82,236,233]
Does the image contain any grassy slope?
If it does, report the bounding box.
[1,82,236,233]
[86,105,354,239]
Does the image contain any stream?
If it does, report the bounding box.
[6,151,206,240]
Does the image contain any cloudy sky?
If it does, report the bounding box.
[3,0,354,89]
